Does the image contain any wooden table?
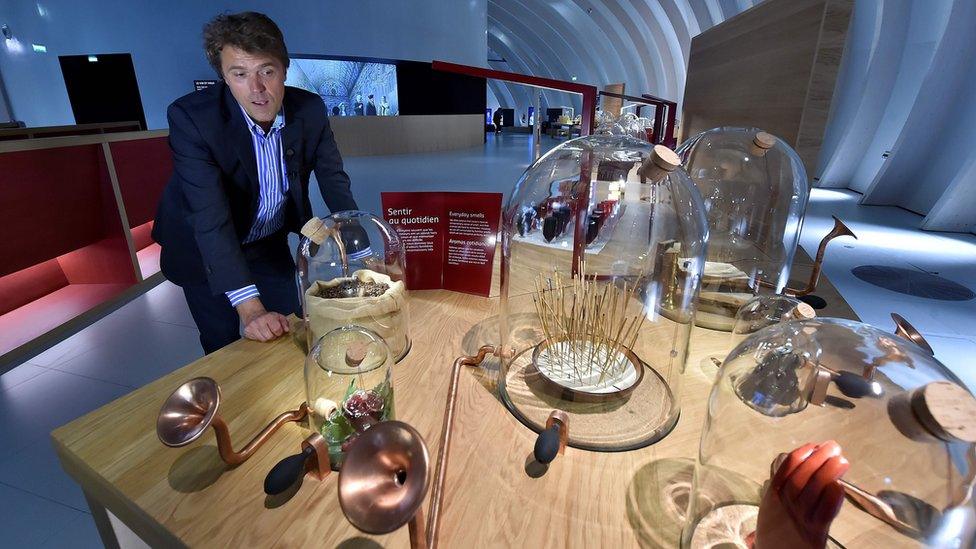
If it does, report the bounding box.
[53,259,875,548]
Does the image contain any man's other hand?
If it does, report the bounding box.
[236,298,290,342]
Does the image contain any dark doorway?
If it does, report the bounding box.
[59,53,147,130]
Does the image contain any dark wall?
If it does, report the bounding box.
[395,60,486,116]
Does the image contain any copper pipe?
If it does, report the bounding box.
[210,404,309,466]
[426,345,496,549]
[571,150,593,279]
[784,216,856,297]
[950,445,976,508]
[330,227,350,277]
[839,479,922,538]
[409,509,428,549]
[891,313,934,355]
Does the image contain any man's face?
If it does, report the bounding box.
[220,45,285,125]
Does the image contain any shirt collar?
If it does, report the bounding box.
[237,102,285,136]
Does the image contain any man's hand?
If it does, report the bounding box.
[236,298,290,342]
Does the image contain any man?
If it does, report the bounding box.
[365,94,377,116]
[353,94,364,116]
[153,12,357,354]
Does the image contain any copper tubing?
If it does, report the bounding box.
[891,313,934,355]
[329,227,350,277]
[426,345,496,549]
[409,509,428,549]
[211,403,309,466]
[839,479,922,538]
[784,216,857,297]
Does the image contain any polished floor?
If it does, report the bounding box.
[2,133,974,546]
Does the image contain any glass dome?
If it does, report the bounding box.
[676,127,809,331]
[498,135,708,451]
[595,111,654,142]
[684,317,976,548]
[305,325,395,470]
[730,294,815,344]
[297,211,410,361]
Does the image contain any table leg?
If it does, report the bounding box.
[83,489,122,549]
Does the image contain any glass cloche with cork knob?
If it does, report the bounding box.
[683,315,976,548]
[296,211,410,362]
[497,134,708,451]
[676,127,809,331]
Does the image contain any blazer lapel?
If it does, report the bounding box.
[282,92,305,214]
[222,85,259,194]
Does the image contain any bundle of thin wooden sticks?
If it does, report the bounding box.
[532,261,646,385]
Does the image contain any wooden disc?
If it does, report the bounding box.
[792,302,816,320]
[753,131,776,150]
[301,217,329,244]
[911,381,976,443]
[652,145,681,172]
[345,341,369,367]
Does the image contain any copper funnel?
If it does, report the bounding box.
[156,377,308,466]
[785,216,857,297]
[338,421,430,536]
[891,313,934,355]
[157,377,221,447]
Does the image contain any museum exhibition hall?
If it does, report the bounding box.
[0,1,975,547]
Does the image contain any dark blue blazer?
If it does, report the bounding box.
[153,82,357,295]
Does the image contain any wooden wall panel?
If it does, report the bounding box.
[681,0,852,175]
[602,83,626,118]
[109,137,172,227]
[0,145,107,276]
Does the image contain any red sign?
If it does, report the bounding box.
[382,192,502,297]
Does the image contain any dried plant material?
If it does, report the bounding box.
[533,258,646,388]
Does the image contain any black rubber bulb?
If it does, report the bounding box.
[833,371,883,399]
[542,216,558,242]
[264,445,315,495]
[534,424,561,464]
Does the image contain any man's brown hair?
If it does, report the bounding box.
[203,12,290,76]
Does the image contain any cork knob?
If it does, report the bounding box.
[750,131,776,157]
[785,302,816,322]
[640,145,682,182]
[345,340,370,367]
[301,217,330,245]
[910,381,976,443]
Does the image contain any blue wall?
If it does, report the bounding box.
[0,0,487,129]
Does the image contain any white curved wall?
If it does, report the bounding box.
[485,0,761,116]
[816,0,976,233]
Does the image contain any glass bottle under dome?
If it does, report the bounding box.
[498,135,708,451]
[296,211,410,361]
[676,127,809,331]
[305,325,395,469]
[684,317,976,548]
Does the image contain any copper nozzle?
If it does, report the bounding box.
[785,216,857,297]
[891,313,934,355]
[338,421,431,536]
[156,377,309,466]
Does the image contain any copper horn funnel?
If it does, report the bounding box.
[338,421,431,548]
[335,345,495,548]
[156,377,309,466]
[891,313,934,355]
[785,216,857,297]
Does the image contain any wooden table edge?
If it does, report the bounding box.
[51,431,188,549]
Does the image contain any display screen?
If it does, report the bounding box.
[286,58,398,116]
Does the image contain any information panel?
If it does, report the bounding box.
[381,192,502,296]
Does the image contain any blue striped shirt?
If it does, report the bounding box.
[226,104,289,307]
